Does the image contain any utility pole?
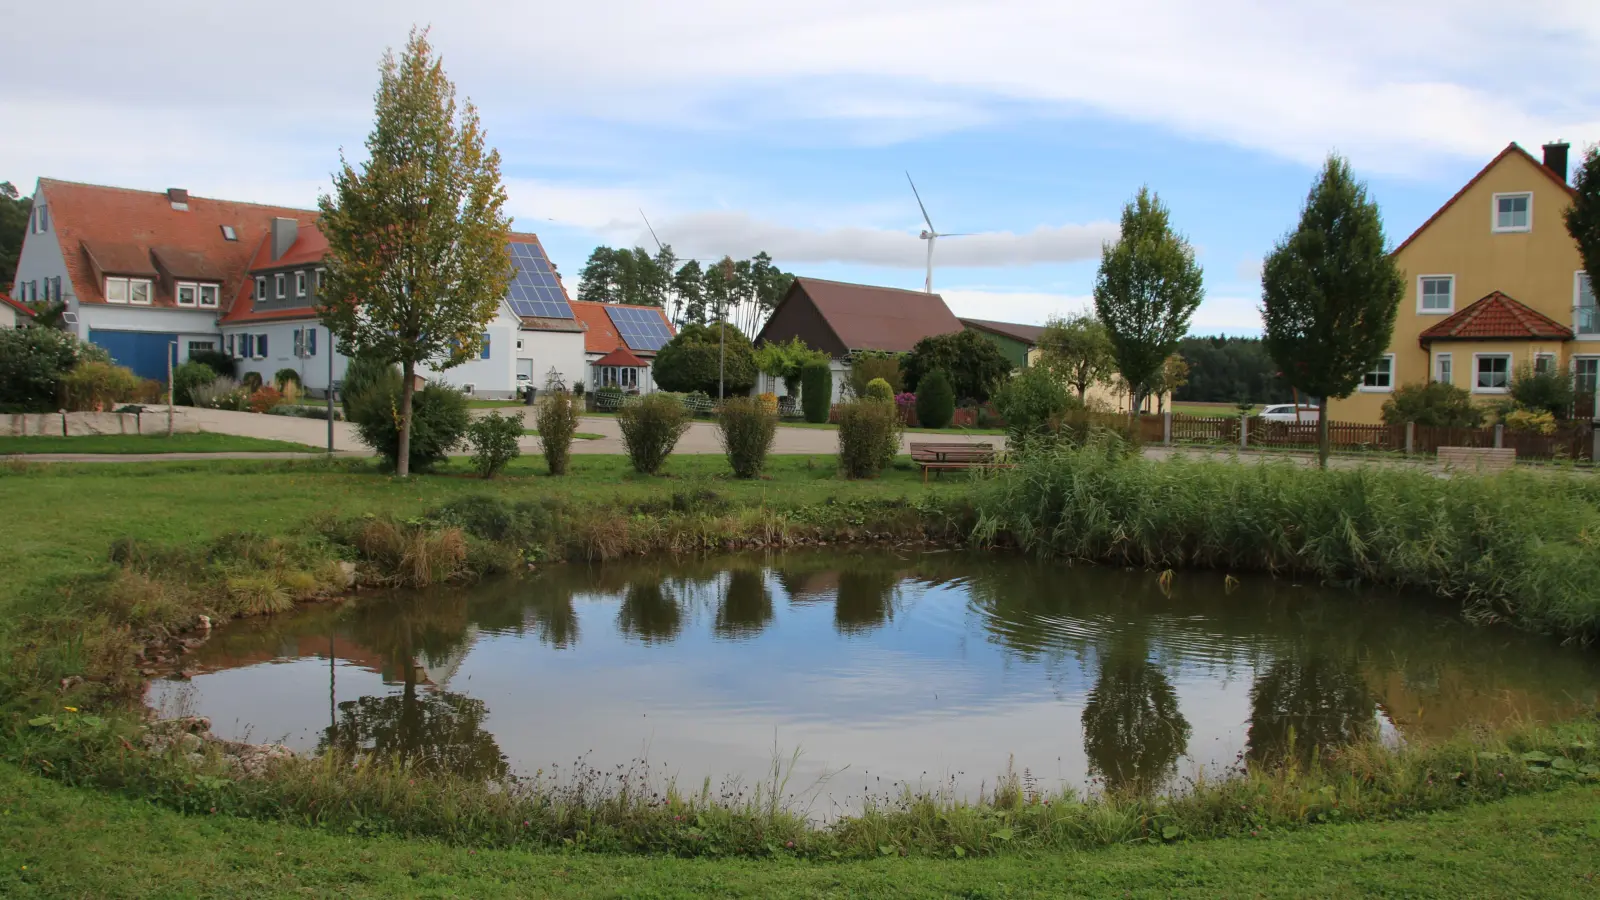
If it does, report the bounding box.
[326,330,335,453]
[166,342,176,436]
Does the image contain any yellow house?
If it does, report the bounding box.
[1329,142,1593,424]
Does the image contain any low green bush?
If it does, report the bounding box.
[915,369,956,429]
[465,411,523,479]
[995,366,1078,446]
[717,395,778,478]
[1509,363,1575,419]
[170,361,218,407]
[349,380,471,473]
[617,392,691,474]
[0,326,109,410]
[535,390,582,475]
[60,361,142,411]
[187,349,236,379]
[340,356,400,418]
[800,361,832,424]
[1382,381,1485,428]
[862,377,894,403]
[240,372,263,392]
[274,368,303,391]
[836,398,902,478]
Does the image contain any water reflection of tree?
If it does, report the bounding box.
[714,568,773,640]
[1247,652,1375,765]
[319,689,507,780]
[1081,633,1191,795]
[834,568,900,635]
[617,581,682,644]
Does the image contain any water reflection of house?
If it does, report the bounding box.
[1366,665,1592,742]
[777,571,841,603]
[196,627,479,691]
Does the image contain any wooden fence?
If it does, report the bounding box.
[1142,413,1595,463]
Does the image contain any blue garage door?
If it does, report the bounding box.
[89,330,180,381]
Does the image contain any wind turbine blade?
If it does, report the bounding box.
[639,209,664,252]
[939,233,975,237]
[905,171,935,232]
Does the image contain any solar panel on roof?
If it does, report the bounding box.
[606,305,673,352]
[506,241,574,319]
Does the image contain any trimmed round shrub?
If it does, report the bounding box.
[717,395,778,478]
[847,352,904,399]
[60,361,142,411]
[536,390,582,475]
[240,371,264,392]
[189,349,237,378]
[914,370,956,429]
[617,392,692,474]
[171,361,219,407]
[863,377,894,403]
[465,411,524,479]
[800,361,833,424]
[836,398,902,478]
[350,379,471,473]
[652,322,758,396]
[275,368,303,391]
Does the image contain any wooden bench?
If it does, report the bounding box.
[1437,446,1516,473]
[910,442,1008,482]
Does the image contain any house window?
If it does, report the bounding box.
[29,204,47,233]
[227,334,236,358]
[1493,192,1531,232]
[295,271,307,297]
[188,341,215,355]
[274,274,285,298]
[516,338,524,352]
[1419,275,1454,314]
[238,334,253,359]
[256,277,267,301]
[104,277,150,304]
[480,334,491,360]
[221,225,237,241]
[129,279,151,305]
[105,278,129,304]
[1575,357,1600,409]
[255,334,268,359]
[1361,354,1394,391]
[50,276,60,302]
[1434,353,1452,385]
[305,328,317,357]
[1577,272,1598,337]
[1474,353,1511,392]
[315,268,325,292]
[176,283,198,307]
[1535,352,1556,374]
[198,284,218,308]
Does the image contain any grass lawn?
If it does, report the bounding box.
[524,430,604,440]
[2,764,1596,899]
[1171,402,1260,417]
[466,399,526,409]
[777,420,1008,436]
[0,433,321,455]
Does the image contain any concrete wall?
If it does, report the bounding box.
[1330,150,1586,424]
[1,409,198,436]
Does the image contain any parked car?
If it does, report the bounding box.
[1256,404,1320,424]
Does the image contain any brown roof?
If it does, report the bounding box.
[594,346,649,367]
[519,315,586,333]
[960,317,1045,345]
[782,277,963,353]
[0,293,34,318]
[1418,291,1573,343]
[571,300,673,355]
[1392,143,1577,255]
[38,179,316,313]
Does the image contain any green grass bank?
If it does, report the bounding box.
[0,433,322,455]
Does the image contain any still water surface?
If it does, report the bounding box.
[149,551,1600,808]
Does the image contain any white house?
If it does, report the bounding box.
[1,293,33,329]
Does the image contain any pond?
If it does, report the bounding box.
[149,551,1600,811]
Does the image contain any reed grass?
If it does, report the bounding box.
[971,441,1600,643]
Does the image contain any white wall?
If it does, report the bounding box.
[2,307,23,329]
[221,321,347,394]
[520,329,587,393]
[421,309,519,398]
[11,186,73,314]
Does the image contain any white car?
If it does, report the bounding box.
[1257,404,1320,424]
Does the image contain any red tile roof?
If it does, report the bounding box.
[37,179,316,315]
[594,346,649,367]
[1418,291,1573,343]
[247,224,330,272]
[782,277,963,353]
[1,292,34,317]
[960,317,1045,345]
[570,300,673,355]
[1392,143,1577,255]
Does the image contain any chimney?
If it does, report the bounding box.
[270,217,298,262]
[1543,141,1571,183]
[167,188,189,211]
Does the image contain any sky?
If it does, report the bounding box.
[3,0,1596,334]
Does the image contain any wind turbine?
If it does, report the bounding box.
[906,172,971,294]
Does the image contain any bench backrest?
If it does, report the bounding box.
[909,442,994,452]
[1438,446,1516,472]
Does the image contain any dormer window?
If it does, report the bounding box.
[295,271,307,297]
[177,282,221,308]
[1493,192,1531,232]
[221,225,238,241]
[255,276,266,301]
[274,273,285,298]
[104,277,152,305]
[176,283,197,307]
[198,284,219,308]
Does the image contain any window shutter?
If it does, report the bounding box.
[293,329,303,357]
[227,334,235,358]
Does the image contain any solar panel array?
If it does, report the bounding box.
[507,241,574,319]
[606,305,674,352]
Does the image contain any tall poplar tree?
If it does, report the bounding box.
[318,29,513,477]
[1093,188,1205,414]
[1563,145,1600,305]
[1261,154,1404,468]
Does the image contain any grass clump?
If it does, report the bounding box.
[972,441,1600,642]
[534,389,581,475]
[717,395,778,478]
[617,393,691,475]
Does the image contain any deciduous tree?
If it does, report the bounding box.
[902,330,1012,403]
[317,29,512,477]
[1093,188,1205,415]
[1261,154,1404,468]
[1564,144,1600,288]
[1037,312,1115,401]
